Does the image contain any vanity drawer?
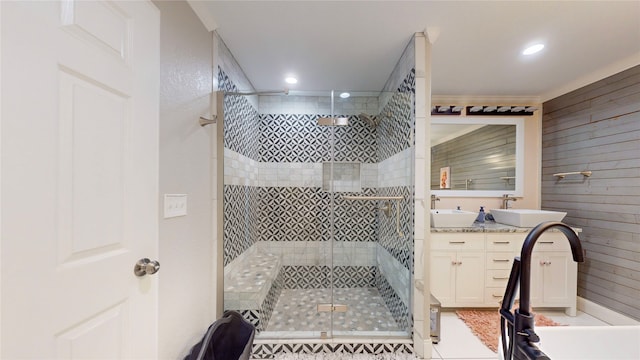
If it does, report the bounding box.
[485,288,508,306]
[431,233,485,250]
[486,252,515,269]
[486,269,511,287]
[486,233,525,251]
[533,233,572,252]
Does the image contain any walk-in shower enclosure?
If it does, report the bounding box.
[219,50,416,341]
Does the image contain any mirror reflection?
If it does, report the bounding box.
[430,117,524,197]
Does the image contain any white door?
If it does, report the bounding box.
[1,1,159,358]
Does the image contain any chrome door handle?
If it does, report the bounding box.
[134,258,160,276]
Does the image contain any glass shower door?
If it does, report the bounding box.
[328,89,414,338]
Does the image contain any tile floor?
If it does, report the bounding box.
[431,310,608,360]
[266,288,401,332]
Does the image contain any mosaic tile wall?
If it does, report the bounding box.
[377,186,413,270]
[220,68,260,161]
[281,265,377,289]
[374,69,416,333]
[220,68,262,266]
[223,185,260,266]
[376,269,411,332]
[259,114,377,163]
[377,70,415,162]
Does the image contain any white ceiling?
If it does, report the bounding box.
[190,1,640,101]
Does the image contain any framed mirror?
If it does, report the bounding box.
[430,116,524,197]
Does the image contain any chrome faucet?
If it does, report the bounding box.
[431,194,440,209]
[499,222,584,360]
[502,194,517,209]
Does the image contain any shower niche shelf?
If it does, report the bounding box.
[322,162,361,192]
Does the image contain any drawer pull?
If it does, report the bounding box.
[492,276,509,280]
[492,294,503,298]
[539,241,554,244]
[493,259,510,262]
[493,241,510,244]
[449,241,466,244]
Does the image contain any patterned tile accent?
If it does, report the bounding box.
[378,69,415,162]
[224,185,260,265]
[282,265,331,288]
[259,114,377,163]
[377,186,413,271]
[238,309,260,329]
[259,265,284,331]
[219,67,260,161]
[251,343,413,359]
[259,187,330,242]
[376,269,411,332]
[333,188,378,242]
[333,266,377,288]
[281,265,378,289]
[258,187,379,243]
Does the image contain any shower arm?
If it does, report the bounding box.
[341,196,405,237]
[224,89,289,96]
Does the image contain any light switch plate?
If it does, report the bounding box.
[164,194,187,218]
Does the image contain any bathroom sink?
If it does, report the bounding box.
[490,209,567,227]
[430,209,477,228]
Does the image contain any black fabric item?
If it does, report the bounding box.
[184,311,255,360]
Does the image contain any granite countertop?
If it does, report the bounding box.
[431,222,582,233]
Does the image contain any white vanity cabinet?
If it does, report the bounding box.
[431,229,579,315]
[529,232,578,316]
[430,233,485,307]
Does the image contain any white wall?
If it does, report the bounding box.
[154,1,215,358]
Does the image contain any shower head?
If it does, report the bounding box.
[359,113,379,128]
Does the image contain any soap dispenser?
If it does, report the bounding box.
[475,206,486,223]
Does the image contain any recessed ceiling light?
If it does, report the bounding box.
[522,43,544,55]
[339,92,350,99]
[285,76,298,84]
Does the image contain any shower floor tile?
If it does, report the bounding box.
[266,288,401,332]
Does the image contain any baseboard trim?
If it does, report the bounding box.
[577,297,640,326]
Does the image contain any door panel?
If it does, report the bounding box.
[58,69,128,260]
[543,252,571,304]
[455,251,485,304]
[430,251,456,305]
[1,1,159,358]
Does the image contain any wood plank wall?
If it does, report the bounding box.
[542,65,640,320]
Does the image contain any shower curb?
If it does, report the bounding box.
[251,341,413,359]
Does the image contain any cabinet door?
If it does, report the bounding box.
[542,252,573,304]
[529,253,545,307]
[431,251,456,305]
[455,251,485,304]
